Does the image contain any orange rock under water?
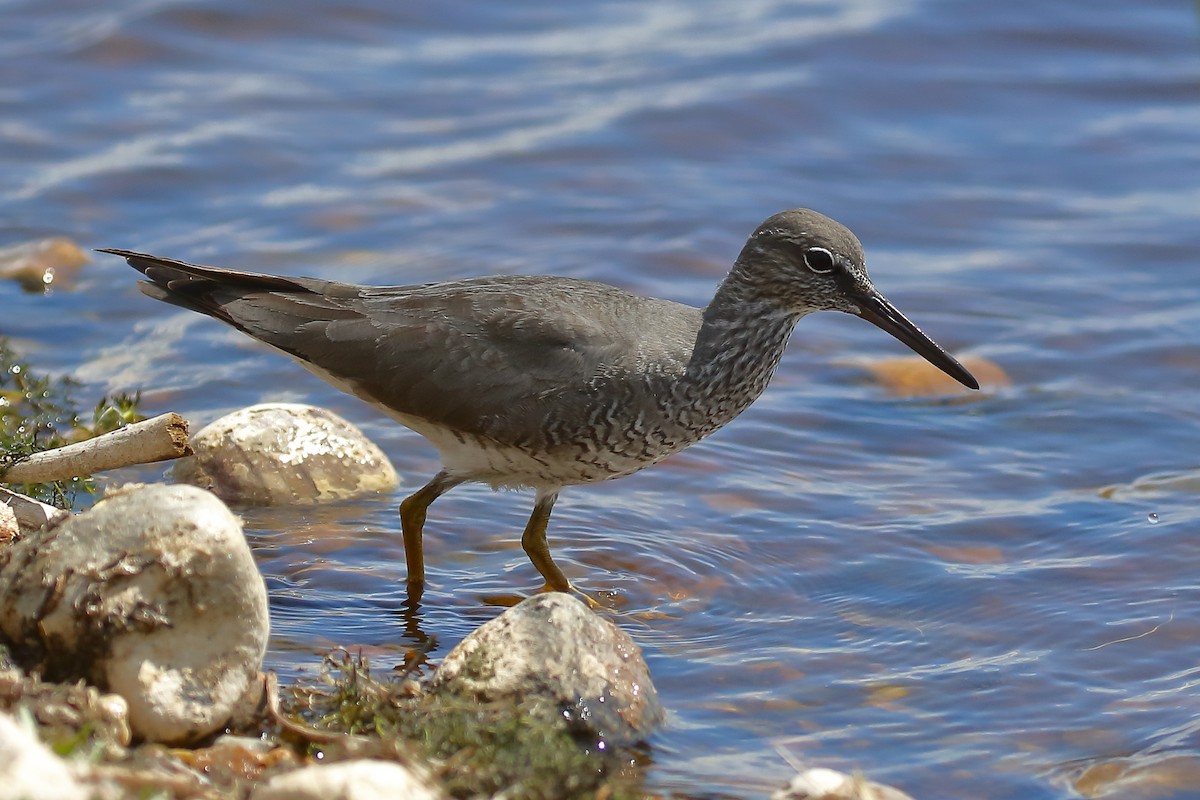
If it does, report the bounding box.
[0,237,89,292]
[865,354,1009,397]
[1073,754,1200,798]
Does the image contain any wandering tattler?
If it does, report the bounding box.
[103,209,977,599]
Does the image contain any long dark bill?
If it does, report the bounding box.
[854,290,980,390]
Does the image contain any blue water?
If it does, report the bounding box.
[5,0,1200,796]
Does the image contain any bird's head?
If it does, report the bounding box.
[736,208,979,390]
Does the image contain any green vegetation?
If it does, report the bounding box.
[284,649,650,800]
[0,338,143,507]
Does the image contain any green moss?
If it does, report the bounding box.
[285,649,649,800]
[0,337,143,507]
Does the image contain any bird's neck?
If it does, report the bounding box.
[672,264,804,436]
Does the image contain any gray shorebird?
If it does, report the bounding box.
[103,209,977,601]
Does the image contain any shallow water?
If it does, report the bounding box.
[5,0,1200,796]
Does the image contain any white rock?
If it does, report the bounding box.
[772,767,915,800]
[173,403,398,505]
[251,760,443,800]
[0,500,16,543]
[0,711,88,800]
[431,593,664,745]
[0,484,269,744]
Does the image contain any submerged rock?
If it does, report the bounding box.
[1071,753,1200,798]
[0,484,269,744]
[173,403,398,505]
[251,759,444,800]
[863,354,1008,397]
[0,237,88,293]
[431,593,664,746]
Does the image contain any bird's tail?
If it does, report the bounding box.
[99,248,320,327]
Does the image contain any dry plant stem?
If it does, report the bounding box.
[265,672,365,746]
[0,485,69,533]
[0,412,191,484]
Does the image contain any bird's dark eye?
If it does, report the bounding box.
[802,247,835,274]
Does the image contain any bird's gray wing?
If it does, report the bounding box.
[106,250,701,444]
[317,277,699,442]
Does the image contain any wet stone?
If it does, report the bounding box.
[431,593,664,747]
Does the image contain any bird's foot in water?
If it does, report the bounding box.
[538,581,612,610]
[479,584,609,610]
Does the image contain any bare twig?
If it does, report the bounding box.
[0,413,190,484]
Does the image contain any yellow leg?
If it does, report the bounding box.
[399,471,462,590]
[521,491,601,609]
[521,491,568,591]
